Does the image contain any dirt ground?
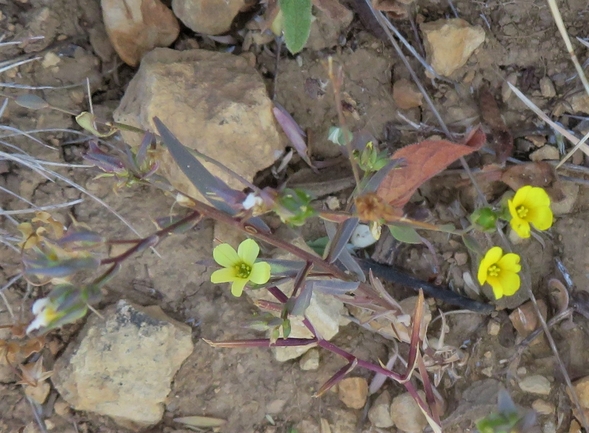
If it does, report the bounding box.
[3,0,589,432]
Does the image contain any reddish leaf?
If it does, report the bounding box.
[376,127,486,208]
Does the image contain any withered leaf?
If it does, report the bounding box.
[501,161,565,203]
[376,127,486,209]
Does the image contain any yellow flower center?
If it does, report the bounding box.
[235,262,252,279]
[516,205,528,219]
[488,264,501,277]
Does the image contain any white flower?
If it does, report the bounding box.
[242,193,263,210]
[26,298,59,334]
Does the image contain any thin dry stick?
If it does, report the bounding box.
[546,0,589,96]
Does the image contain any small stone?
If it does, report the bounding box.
[42,52,60,68]
[569,93,589,114]
[299,349,320,371]
[54,398,71,418]
[519,375,551,395]
[420,18,486,77]
[390,391,428,433]
[540,77,556,98]
[551,181,579,216]
[502,73,518,102]
[532,399,555,415]
[543,420,557,433]
[454,252,468,266]
[569,419,581,433]
[101,0,180,67]
[325,196,340,210]
[526,135,547,147]
[24,382,50,404]
[481,366,494,377]
[330,409,357,433]
[392,78,423,109]
[530,145,560,162]
[487,320,500,336]
[114,48,285,202]
[368,391,394,428]
[172,0,245,35]
[307,0,354,51]
[51,300,193,430]
[338,377,369,409]
[517,367,527,376]
[509,300,547,338]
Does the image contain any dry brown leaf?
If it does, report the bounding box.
[478,87,513,164]
[376,127,486,208]
[500,161,565,203]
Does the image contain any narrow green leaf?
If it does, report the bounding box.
[280,0,312,54]
[389,224,422,244]
[462,234,483,255]
[75,112,117,137]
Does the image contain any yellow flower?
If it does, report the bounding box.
[508,186,553,238]
[211,239,271,297]
[478,247,522,300]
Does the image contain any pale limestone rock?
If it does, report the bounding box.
[393,78,423,109]
[529,145,560,162]
[569,93,589,114]
[52,300,193,431]
[368,391,394,428]
[101,0,179,67]
[114,48,286,200]
[519,375,551,395]
[532,399,555,415]
[338,377,368,409]
[299,349,320,370]
[390,391,427,433]
[172,0,245,35]
[421,18,485,77]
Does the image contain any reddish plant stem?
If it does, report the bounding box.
[100,211,202,265]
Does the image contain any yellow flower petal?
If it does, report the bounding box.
[238,239,259,266]
[211,268,237,284]
[249,262,271,284]
[527,206,553,231]
[511,185,533,207]
[510,217,531,238]
[213,243,240,268]
[478,247,503,285]
[524,186,551,208]
[231,278,248,297]
[500,272,521,296]
[497,253,521,273]
[486,275,504,299]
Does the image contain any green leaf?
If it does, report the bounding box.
[462,234,483,255]
[280,0,312,54]
[388,224,422,244]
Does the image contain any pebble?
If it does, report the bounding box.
[487,320,500,336]
[101,0,179,66]
[530,145,560,162]
[390,391,428,433]
[420,18,486,77]
[299,349,320,371]
[368,391,394,428]
[519,375,552,395]
[509,300,547,338]
[540,77,556,98]
[532,399,555,415]
[338,377,369,409]
[172,0,245,35]
[454,252,468,266]
[51,300,194,429]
